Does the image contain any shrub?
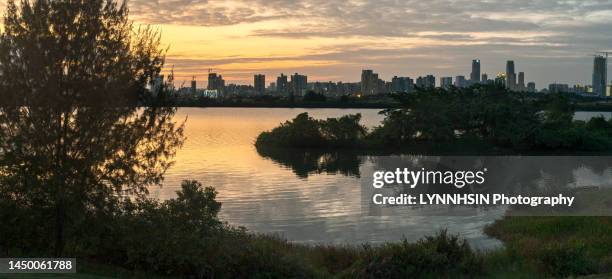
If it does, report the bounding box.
[348,230,484,278]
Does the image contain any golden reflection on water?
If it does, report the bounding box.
[153,108,507,247]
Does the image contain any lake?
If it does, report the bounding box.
[152,108,612,250]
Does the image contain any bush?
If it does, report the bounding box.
[87,180,318,278]
[538,243,596,277]
[347,230,484,278]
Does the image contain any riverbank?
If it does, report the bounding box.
[167,93,612,112]
[7,217,609,278]
[3,181,609,278]
[165,102,612,111]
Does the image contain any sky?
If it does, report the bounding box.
[2,0,612,88]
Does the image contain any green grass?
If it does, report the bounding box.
[484,216,612,277]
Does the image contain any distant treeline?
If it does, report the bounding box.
[256,85,612,152]
[162,86,612,110]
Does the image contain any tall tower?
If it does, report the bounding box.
[593,54,608,97]
[191,76,197,93]
[254,74,266,94]
[277,74,288,94]
[518,72,525,90]
[471,59,481,83]
[506,61,516,90]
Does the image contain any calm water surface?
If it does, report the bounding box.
[152,108,612,249]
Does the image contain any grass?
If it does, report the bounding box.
[3,219,611,278]
[484,216,612,277]
[218,218,612,278]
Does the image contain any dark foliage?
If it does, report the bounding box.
[258,85,612,152]
[256,112,367,148]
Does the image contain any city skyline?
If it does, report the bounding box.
[1,0,612,86]
[183,57,601,95]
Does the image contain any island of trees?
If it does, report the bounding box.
[257,85,612,153]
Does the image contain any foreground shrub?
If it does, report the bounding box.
[347,230,484,278]
[96,180,316,278]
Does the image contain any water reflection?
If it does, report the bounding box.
[363,156,612,217]
[256,146,364,178]
[160,108,612,248]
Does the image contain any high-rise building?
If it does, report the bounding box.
[455,75,466,88]
[593,55,608,97]
[518,72,525,91]
[549,83,569,93]
[506,60,516,90]
[441,77,453,89]
[190,78,197,94]
[471,59,481,83]
[495,72,506,86]
[391,76,414,93]
[290,73,307,96]
[207,73,225,91]
[254,74,265,94]
[481,73,488,83]
[527,82,536,93]
[416,75,435,89]
[551,83,567,93]
[361,69,381,95]
[425,75,435,88]
[277,74,288,94]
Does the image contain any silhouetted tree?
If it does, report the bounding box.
[0,0,184,256]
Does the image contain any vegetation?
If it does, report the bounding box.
[1,1,610,278]
[256,112,367,148]
[257,85,612,152]
[303,91,328,102]
[484,216,612,278]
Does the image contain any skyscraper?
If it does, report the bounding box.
[207,73,225,91]
[290,73,307,96]
[518,72,525,91]
[190,77,197,94]
[506,60,516,90]
[593,55,608,97]
[471,59,481,83]
[254,74,265,94]
[277,74,288,94]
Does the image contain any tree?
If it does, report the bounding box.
[0,0,184,256]
[303,91,327,102]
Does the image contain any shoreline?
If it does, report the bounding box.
[167,103,612,111]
